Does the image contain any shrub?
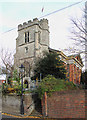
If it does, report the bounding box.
[37,75,78,99]
[2,83,10,94]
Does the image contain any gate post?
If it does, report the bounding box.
[44,92,47,116]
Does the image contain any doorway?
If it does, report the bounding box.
[24,80,28,88]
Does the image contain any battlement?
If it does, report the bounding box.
[18,18,49,31]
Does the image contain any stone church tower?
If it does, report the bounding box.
[14,18,49,77]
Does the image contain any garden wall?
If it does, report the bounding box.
[2,94,20,115]
[42,90,87,118]
[2,93,38,116]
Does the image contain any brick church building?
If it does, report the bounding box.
[49,48,83,84]
[14,18,83,85]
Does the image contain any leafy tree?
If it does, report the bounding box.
[2,69,27,95]
[2,83,10,94]
[10,69,27,95]
[11,69,20,84]
[33,52,66,80]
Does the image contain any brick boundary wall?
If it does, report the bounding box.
[42,90,87,118]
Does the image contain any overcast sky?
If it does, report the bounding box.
[0,0,86,59]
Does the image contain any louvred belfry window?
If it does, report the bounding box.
[28,32,29,42]
[25,32,29,43]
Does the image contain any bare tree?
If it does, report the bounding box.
[62,4,87,71]
[69,16,86,53]
[70,5,87,68]
[0,48,15,83]
[23,60,33,78]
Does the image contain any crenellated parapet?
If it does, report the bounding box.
[18,18,49,31]
[14,17,49,74]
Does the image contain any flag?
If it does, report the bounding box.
[42,6,44,12]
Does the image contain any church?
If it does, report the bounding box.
[14,18,83,86]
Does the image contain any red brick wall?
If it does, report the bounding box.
[69,64,74,82]
[69,64,82,84]
[42,90,86,118]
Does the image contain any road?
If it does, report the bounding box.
[2,113,56,120]
[2,114,13,118]
[2,114,45,120]
[2,114,44,120]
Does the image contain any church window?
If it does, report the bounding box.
[25,32,29,43]
[25,47,28,53]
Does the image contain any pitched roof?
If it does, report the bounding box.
[49,47,83,67]
[68,54,83,66]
